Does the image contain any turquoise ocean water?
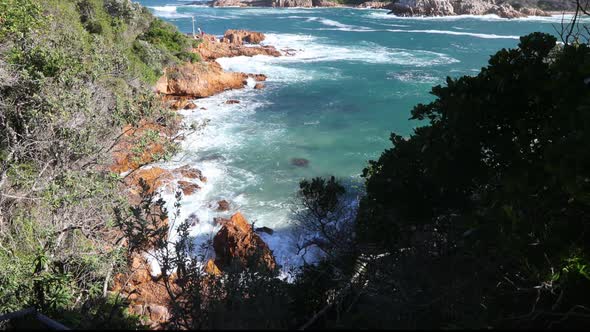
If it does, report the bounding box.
[136,0,569,273]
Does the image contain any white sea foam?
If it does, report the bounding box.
[389,70,441,84]
[369,11,586,23]
[386,28,520,39]
[149,5,193,18]
[309,17,373,31]
[261,33,459,66]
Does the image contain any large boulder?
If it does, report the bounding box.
[390,0,455,16]
[155,62,248,98]
[211,212,277,272]
[194,31,281,61]
[389,0,543,18]
[223,29,266,44]
[272,0,313,7]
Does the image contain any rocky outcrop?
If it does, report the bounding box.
[155,61,248,98]
[519,7,551,17]
[388,0,549,18]
[112,255,177,329]
[312,0,344,7]
[110,119,180,174]
[210,0,347,7]
[193,31,281,61]
[216,200,231,211]
[124,165,206,203]
[291,158,310,167]
[272,0,313,7]
[356,1,395,9]
[223,29,266,44]
[390,0,454,16]
[209,212,277,273]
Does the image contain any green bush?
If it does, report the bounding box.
[356,32,590,328]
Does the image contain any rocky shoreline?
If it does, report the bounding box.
[110,30,285,328]
[199,0,574,19]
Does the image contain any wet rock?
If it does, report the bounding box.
[291,158,310,167]
[186,212,200,227]
[178,180,201,196]
[217,200,231,211]
[281,48,298,56]
[254,83,265,90]
[184,101,198,110]
[174,165,207,182]
[225,99,240,104]
[198,153,226,162]
[255,226,274,235]
[250,73,267,81]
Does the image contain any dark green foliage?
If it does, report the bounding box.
[298,176,345,220]
[139,18,193,54]
[356,32,590,328]
[0,0,42,38]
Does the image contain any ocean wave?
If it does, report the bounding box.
[388,70,442,84]
[258,33,459,66]
[148,5,193,18]
[307,17,373,31]
[386,28,519,39]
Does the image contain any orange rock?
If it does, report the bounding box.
[155,62,248,98]
[212,212,277,272]
[125,167,174,195]
[254,83,265,90]
[178,180,200,196]
[184,101,198,110]
[223,29,266,45]
[205,259,222,276]
[173,165,207,182]
[109,118,180,174]
[193,30,281,61]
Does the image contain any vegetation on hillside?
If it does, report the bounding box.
[0,0,198,328]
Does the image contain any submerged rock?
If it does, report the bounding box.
[291,158,310,167]
[255,226,274,235]
[184,101,198,110]
[225,99,240,104]
[216,200,231,211]
[250,73,267,82]
[178,180,201,196]
[254,83,265,90]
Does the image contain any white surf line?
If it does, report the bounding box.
[387,28,520,39]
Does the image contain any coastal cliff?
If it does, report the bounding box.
[207,0,573,17]
[388,0,552,18]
